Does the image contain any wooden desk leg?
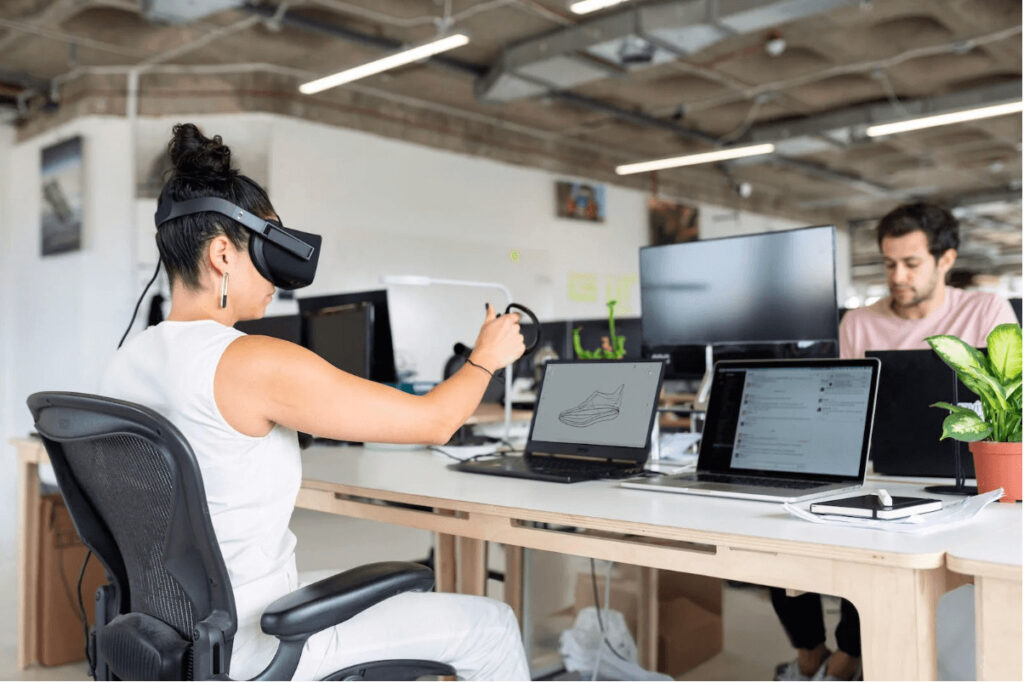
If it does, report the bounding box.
[17,456,41,669]
[434,532,457,593]
[975,575,1023,681]
[637,567,659,670]
[456,538,487,596]
[842,565,944,680]
[503,545,524,626]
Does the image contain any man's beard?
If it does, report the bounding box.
[890,274,939,310]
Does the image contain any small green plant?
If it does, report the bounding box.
[927,323,1022,443]
[573,299,626,360]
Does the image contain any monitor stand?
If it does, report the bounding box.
[924,441,977,496]
[693,344,715,411]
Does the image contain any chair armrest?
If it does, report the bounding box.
[260,561,434,639]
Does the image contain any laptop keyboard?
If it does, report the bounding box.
[691,473,826,489]
[528,458,643,480]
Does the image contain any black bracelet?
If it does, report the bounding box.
[464,356,494,378]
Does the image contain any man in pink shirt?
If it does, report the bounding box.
[771,202,1017,682]
[840,202,1017,359]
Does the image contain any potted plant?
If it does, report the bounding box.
[573,299,627,360]
[927,323,1022,502]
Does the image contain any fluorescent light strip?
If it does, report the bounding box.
[300,33,470,94]
[866,101,1023,137]
[569,0,629,15]
[615,143,776,175]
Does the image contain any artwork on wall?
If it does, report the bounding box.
[556,181,606,222]
[40,136,83,256]
[647,197,699,246]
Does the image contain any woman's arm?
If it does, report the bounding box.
[215,304,524,444]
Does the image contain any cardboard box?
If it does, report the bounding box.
[573,567,723,677]
[37,493,108,667]
[658,592,723,677]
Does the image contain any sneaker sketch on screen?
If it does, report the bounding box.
[558,385,624,428]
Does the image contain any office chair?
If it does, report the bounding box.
[27,392,456,681]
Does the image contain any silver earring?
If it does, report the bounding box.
[220,273,229,309]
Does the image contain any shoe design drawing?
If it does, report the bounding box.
[558,384,624,428]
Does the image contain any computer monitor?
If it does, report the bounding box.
[298,289,399,383]
[639,225,839,349]
[302,302,373,378]
[234,314,302,345]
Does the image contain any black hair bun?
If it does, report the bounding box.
[168,123,236,182]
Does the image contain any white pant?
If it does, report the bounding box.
[231,568,530,681]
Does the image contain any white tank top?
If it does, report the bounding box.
[100,319,301,675]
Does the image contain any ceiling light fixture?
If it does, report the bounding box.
[866,101,1023,137]
[299,32,470,94]
[569,0,629,15]
[615,143,776,175]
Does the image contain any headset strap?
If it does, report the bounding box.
[155,197,314,261]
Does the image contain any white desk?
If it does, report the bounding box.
[297,445,1016,680]
[946,525,1023,681]
[14,437,1022,679]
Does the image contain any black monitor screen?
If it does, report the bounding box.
[235,314,302,345]
[303,303,372,378]
[640,225,838,347]
[298,289,398,383]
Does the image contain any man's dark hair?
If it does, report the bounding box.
[876,202,959,260]
[157,123,275,289]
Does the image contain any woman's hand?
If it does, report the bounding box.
[470,303,526,372]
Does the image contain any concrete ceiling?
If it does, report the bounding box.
[1,0,1021,282]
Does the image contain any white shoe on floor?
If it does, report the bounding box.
[816,660,862,681]
[773,655,830,681]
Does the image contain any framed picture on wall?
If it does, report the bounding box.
[40,136,83,256]
[556,180,605,222]
[647,197,698,245]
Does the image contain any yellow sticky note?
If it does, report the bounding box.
[606,274,637,314]
[568,272,598,302]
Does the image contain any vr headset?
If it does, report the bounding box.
[154,195,321,290]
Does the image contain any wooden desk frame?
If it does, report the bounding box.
[13,438,1021,679]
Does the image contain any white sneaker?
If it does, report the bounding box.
[773,655,830,681]
[816,660,862,681]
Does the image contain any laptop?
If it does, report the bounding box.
[621,358,880,502]
[867,349,979,478]
[455,360,665,483]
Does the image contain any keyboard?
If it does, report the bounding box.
[686,473,826,490]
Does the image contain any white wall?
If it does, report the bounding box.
[0,117,136,579]
[0,113,852,572]
[0,123,15,582]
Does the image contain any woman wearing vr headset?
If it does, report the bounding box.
[101,124,529,680]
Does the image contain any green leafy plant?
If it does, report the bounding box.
[927,323,1023,443]
[573,299,626,360]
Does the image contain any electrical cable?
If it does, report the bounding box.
[588,558,630,663]
[117,259,162,349]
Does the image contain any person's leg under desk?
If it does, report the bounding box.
[770,588,830,677]
[295,590,529,681]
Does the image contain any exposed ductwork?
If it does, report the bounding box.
[741,81,1024,157]
[140,0,244,24]
[476,0,848,102]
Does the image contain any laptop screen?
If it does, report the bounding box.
[530,361,664,450]
[702,361,877,479]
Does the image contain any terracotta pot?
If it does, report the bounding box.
[969,440,1023,503]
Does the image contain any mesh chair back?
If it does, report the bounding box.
[27,392,236,643]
